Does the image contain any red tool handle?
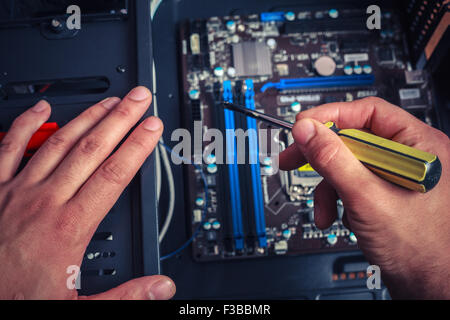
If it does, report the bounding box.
[0,123,60,157]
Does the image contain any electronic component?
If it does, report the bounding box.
[260,75,375,92]
[179,7,439,262]
[404,0,450,70]
[314,56,337,76]
[232,42,272,77]
[260,12,285,22]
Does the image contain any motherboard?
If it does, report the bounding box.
[178,8,438,261]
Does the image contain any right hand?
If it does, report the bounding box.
[279,97,450,299]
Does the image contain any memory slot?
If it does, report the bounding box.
[210,82,233,252]
[233,81,256,251]
[223,80,244,251]
[260,75,375,92]
[245,79,267,248]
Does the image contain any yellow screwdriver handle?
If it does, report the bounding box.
[324,122,442,193]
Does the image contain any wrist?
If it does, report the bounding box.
[382,250,450,299]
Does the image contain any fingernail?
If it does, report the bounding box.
[295,119,316,146]
[149,279,175,300]
[100,97,120,110]
[127,86,150,101]
[143,117,162,132]
[31,100,49,113]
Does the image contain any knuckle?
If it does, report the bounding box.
[295,112,304,121]
[310,140,340,167]
[436,130,449,144]
[128,135,148,150]
[28,192,58,212]
[10,116,28,129]
[85,105,107,119]
[111,105,131,118]
[54,212,81,239]
[359,96,385,107]
[0,139,21,153]
[78,136,103,156]
[100,161,128,185]
[46,133,67,150]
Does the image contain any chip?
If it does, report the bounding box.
[232,41,272,77]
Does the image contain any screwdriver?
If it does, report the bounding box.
[222,102,442,193]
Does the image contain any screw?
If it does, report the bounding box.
[51,19,61,28]
[116,65,126,73]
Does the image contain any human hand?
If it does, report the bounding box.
[0,86,176,300]
[279,97,450,299]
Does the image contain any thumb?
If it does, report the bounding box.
[292,118,380,198]
[80,275,176,300]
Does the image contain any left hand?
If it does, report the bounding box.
[0,86,175,300]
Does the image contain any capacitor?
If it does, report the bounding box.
[363,64,373,74]
[290,101,302,113]
[343,65,353,75]
[203,222,212,230]
[285,11,296,21]
[231,35,240,43]
[205,154,216,164]
[262,157,272,166]
[314,56,336,76]
[212,221,221,230]
[328,9,339,19]
[195,197,205,207]
[214,67,224,77]
[262,166,274,175]
[227,67,236,78]
[206,163,218,174]
[353,65,362,74]
[282,229,291,239]
[349,232,357,243]
[189,89,200,100]
[266,38,277,49]
[327,234,338,246]
[226,20,236,33]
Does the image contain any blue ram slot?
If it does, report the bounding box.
[245,79,267,248]
[260,12,285,22]
[260,74,375,92]
[223,80,244,250]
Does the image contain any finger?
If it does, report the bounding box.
[292,118,394,199]
[49,86,152,199]
[20,97,120,183]
[0,101,51,183]
[314,180,338,229]
[296,97,429,141]
[68,117,163,230]
[80,275,176,300]
[278,143,307,171]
